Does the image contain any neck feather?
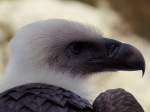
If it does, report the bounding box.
[1,61,92,100]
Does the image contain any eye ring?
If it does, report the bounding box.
[69,42,83,55]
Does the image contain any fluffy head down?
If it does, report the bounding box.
[2,19,99,99]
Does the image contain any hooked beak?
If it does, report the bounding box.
[88,38,145,75]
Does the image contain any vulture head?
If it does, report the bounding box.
[4,19,145,98]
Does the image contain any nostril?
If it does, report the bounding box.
[106,42,120,57]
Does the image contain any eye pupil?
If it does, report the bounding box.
[71,43,83,55]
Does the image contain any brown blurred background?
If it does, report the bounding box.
[0,0,150,111]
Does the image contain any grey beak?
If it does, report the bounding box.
[88,38,145,75]
[112,43,145,75]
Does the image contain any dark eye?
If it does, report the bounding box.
[69,42,83,55]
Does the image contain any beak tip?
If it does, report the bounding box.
[142,65,145,77]
[141,57,145,77]
[142,70,145,77]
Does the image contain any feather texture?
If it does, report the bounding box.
[0,83,92,112]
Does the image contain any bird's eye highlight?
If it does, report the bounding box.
[69,42,83,55]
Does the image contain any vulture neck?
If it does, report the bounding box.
[2,60,93,101]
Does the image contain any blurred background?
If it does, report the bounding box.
[0,0,150,111]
